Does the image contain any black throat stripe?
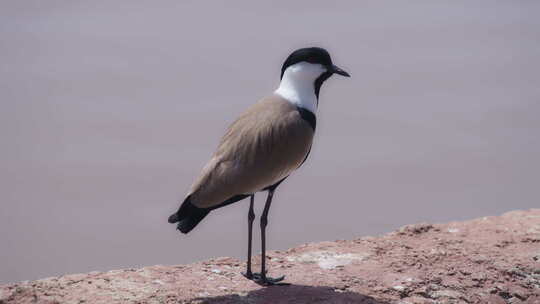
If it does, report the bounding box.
[296,107,316,131]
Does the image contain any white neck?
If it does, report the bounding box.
[274,62,326,114]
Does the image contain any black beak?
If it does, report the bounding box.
[330,64,350,77]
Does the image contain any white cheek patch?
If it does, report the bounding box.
[286,62,326,80]
[275,62,326,114]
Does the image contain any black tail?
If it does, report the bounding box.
[168,196,210,234]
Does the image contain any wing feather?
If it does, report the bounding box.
[187,95,314,208]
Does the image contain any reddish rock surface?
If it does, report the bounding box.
[1,209,539,304]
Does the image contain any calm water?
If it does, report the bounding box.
[1,1,539,284]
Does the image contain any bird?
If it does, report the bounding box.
[168,47,350,285]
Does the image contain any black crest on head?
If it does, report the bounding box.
[280,47,333,80]
[280,47,335,99]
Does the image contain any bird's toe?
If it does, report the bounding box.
[241,271,254,279]
[247,273,288,286]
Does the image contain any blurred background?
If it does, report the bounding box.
[1,1,539,284]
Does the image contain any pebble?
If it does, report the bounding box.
[393,285,406,291]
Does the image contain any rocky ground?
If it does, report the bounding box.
[1,209,539,304]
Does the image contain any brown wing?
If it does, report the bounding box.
[187,95,314,209]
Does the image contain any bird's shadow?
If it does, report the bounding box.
[192,284,389,304]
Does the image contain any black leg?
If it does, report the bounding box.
[260,190,273,278]
[242,194,255,279]
[252,189,286,286]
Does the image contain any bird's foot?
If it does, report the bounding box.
[241,271,254,280]
[249,272,288,286]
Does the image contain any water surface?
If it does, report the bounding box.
[1,1,539,284]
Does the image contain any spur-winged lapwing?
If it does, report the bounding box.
[168,47,350,285]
